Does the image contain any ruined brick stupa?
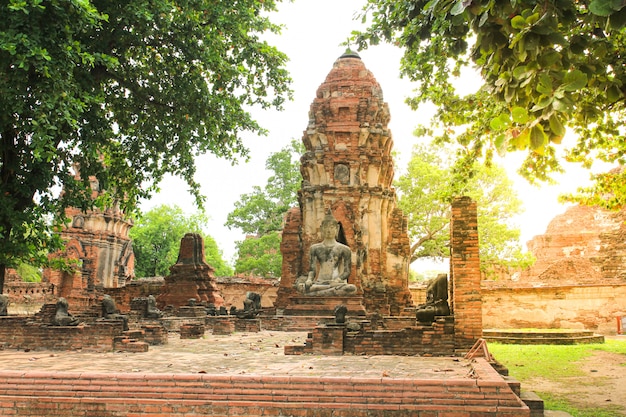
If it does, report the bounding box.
[44,176,134,308]
[275,51,414,316]
[156,233,224,309]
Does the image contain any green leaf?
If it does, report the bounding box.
[511,107,529,123]
[607,85,624,102]
[513,65,530,80]
[511,15,527,29]
[552,96,575,113]
[494,133,506,152]
[513,129,530,150]
[450,0,469,16]
[530,125,547,149]
[589,0,623,16]
[479,12,489,27]
[538,51,561,67]
[561,69,588,91]
[548,114,566,138]
[490,114,511,130]
[608,8,626,28]
[530,95,553,112]
[536,73,553,95]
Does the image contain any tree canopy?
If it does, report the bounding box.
[396,143,534,276]
[0,0,290,292]
[226,140,303,278]
[129,204,232,278]
[226,140,303,236]
[233,232,283,278]
[354,0,626,209]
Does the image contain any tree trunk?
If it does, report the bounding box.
[0,264,5,295]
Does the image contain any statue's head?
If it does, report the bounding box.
[320,210,339,237]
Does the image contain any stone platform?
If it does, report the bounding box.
[483,329,605,345]
[283,295,367,317]
[0,331,530,416]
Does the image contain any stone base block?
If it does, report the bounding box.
[212,319,235,335]
[180,323,205,339]
[283,295,366,317]
[234,319,261,332]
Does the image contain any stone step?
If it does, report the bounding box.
[0,366,530,416]
[521,391,544,417]
[483,329,605,345]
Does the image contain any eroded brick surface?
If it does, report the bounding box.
[276,52,413,316]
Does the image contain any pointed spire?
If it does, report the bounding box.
[339,48,361,60]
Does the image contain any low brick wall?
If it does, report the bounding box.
[0,361,529,416]
[346,317,455,356]
[482,283,626,334]
[0,316,125,351]
[411,283,626,335]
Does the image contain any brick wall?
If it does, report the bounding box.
[482,283,626,334]
[450,197,483,352]
[0,316,125,351]
[344,317,456,356]
[410,283,626,335]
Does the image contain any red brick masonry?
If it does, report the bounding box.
[0,359,528,416]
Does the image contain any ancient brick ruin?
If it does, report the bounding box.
[479,204,626,333]
[156,233,224,309]
[275,51,414,317]
[44,184,134,308]
[523,204,626,284]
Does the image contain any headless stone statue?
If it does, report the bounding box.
[102,294,129,330]
[52,297,80,326]
[0,294,8,316]
[416,274,451,323]
[145,295,163,319]
[237,291,262,319]
[296,211,356,297]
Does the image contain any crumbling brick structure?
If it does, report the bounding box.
[44,178,134,308]
[450,197,483,351]
[275,51,414,316]
[156,233,224,309]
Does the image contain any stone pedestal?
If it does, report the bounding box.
[212,318,235,335]
[177,306,206,318]
[234,319,261,333]
[180,323,205,339]
[311,324,345,355]
[284,295,366,317]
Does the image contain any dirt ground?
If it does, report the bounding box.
[520,347,626,416]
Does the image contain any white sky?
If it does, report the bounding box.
[142,0,598,265]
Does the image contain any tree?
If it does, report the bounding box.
[354,1,626,208]
[234,232,283,278]
[396,143,534,276]
[0,0,290,293]
[226,140,303,277]
[129,205,232,278]
[226,140,304,235]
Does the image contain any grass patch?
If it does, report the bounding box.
[537,392,624,417]
[489,338,626,416]
[489,342,597,380]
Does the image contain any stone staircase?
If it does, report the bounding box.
[0,359,530,416]
[483,329,605,345]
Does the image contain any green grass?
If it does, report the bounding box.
[536,392,624,417]
[489,339,626,416]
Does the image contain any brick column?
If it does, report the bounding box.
[450,196,482,352]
